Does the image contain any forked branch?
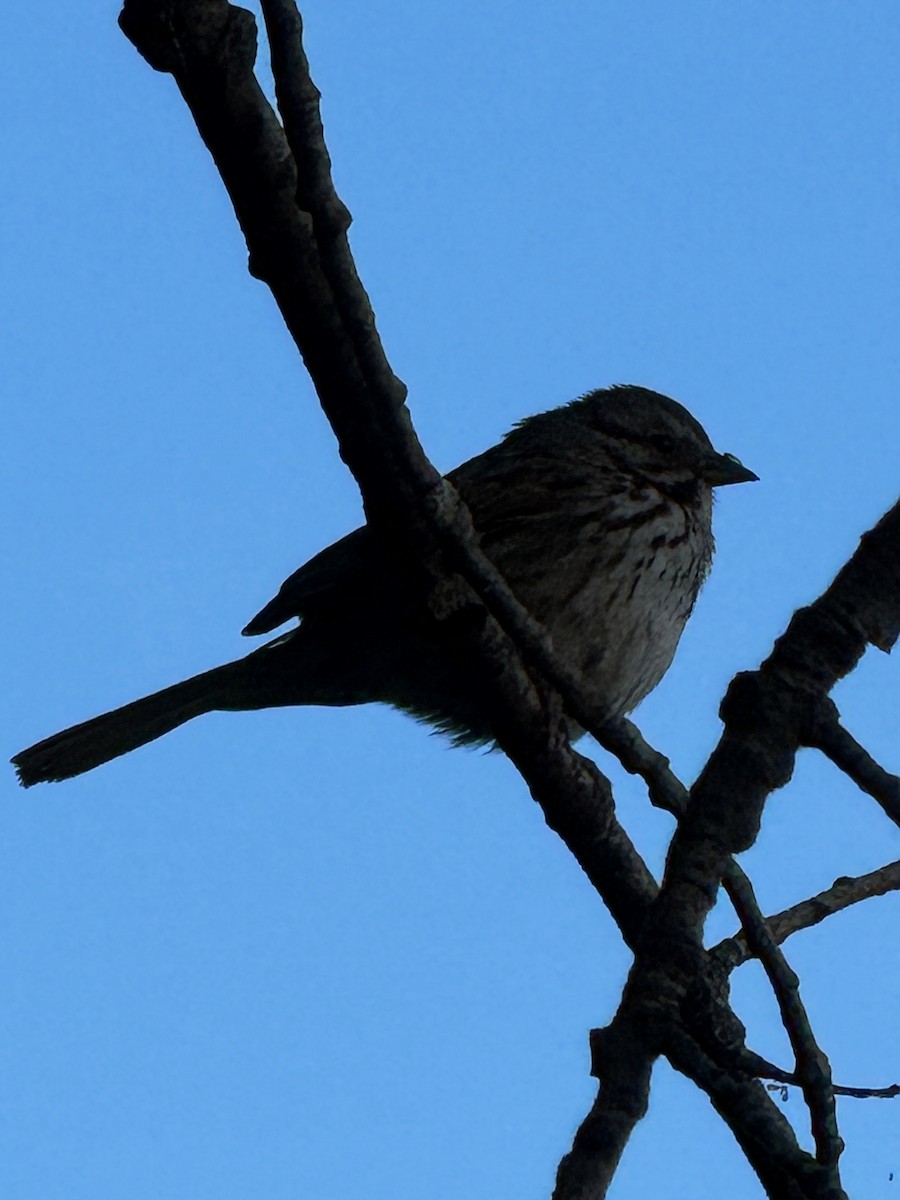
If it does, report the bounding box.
[117,3,900,1196]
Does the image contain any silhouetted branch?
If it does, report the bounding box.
[722,867,840,1165]
[555,1019,653,1198]
[574,498,900,1194]
[713,860,900,970]
[114,0,687,960]
[805,698,900,828]
[591,718,845,1171]
[116,4,900,1196]
[746,1056,899,1100]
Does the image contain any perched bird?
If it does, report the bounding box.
[12,385,756,786]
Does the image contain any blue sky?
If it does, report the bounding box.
[4,3,900,1197]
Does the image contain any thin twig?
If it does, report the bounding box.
[805,699,900,828]
[724,868,840,1164]
[751,1057,899,1100]
[713,860,900,969]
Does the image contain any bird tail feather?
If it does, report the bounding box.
[12,660,251,787]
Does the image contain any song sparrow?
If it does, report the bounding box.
[12,385,756,786]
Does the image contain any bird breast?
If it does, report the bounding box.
[479,474,714,715]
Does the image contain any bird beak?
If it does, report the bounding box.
[703,451,759,487]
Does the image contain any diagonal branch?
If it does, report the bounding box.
[721,867,840,1166]
[713,860,900,970]
[117,0,661,947]
[804,699,900,828]
[117,4,900,1197]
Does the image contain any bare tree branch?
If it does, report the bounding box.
[805,699,900,828]
[713,860,900,970]
[722,868,840,1165]
[577,497,900,1193]
[604,715,841,1154]
[739,1054,899,1101]
[115,3,900,1196]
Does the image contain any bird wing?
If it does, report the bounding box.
[244,423,601,638]
[241,526,376,635]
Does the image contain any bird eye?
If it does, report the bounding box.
[648,433,677,454]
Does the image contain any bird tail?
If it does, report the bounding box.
[11,643,293,788]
